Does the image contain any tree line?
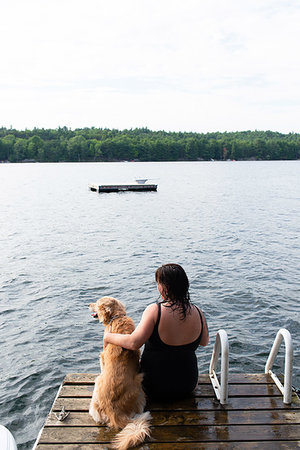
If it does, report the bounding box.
[0,126,299,162]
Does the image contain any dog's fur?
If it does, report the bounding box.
[88,296,151,450]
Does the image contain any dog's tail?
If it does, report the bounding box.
[111,411,151,450]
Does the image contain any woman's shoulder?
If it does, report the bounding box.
[190,304,207,327]
[191,303,204,315]
[191,304,209,346]
[145,303,159,314]
[139,303,159,329]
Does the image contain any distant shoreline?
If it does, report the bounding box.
[1,158,300,164]
[1,127,299,162]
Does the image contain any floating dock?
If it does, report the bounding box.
[33,372,300,449]
[89,183,157,193]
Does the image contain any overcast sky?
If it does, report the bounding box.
[1,0,299,133]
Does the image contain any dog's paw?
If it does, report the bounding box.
[100,414,109,425]
[89,404,109,425]
[89,406,102,423]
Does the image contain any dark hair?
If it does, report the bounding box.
[155,263,191,319]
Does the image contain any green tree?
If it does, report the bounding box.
[88,139,103,160]
[28,135,44,160]
[185,139,198,160]
[1,134,15,161]
[13,138,28,161]
[67,135,88,161]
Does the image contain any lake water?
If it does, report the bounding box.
[0,161,299,448]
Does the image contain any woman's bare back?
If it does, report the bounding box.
[157,303,208,346]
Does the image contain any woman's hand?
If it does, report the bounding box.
[103,326,112,349]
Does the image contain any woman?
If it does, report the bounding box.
[103,263,209,399]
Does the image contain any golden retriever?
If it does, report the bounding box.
[88,296,151,450]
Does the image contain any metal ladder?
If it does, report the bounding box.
[209,327,293,405]
[265,328,293,404]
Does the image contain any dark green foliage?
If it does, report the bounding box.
[0,126,299,162]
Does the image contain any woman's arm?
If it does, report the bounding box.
[103,303,157,351]
[199,310,209,347]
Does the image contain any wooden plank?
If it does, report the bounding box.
[64,373,97,384]
[194,383,281,397]
[148,393,300,411]
[36,442,300,450]
[142,443,300,450]
[53,395,300,412]
[210,373,274,384]
[60,385,94,397]
[39,426,113,443]
[63,373,274,385]
[59,383,282,398]
[147,425,300,442]
[45,409,300,427]
[38,424,300,443]
[37,446,109,450]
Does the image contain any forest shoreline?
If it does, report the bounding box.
[1,127,299,162]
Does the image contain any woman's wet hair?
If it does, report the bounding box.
[155,263,191,319]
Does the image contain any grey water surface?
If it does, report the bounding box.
[0,160,299,448]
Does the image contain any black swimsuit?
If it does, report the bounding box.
[140,303,203,399]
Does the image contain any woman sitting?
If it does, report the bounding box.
[104,263,209,399]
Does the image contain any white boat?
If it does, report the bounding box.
[135,178,148,184]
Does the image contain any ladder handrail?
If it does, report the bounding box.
[209,329,229,404]
[265,328,293,404]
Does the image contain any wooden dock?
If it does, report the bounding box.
[34,372,300,449]
[88,183,158,193]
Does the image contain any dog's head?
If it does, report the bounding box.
[89,297,126,325]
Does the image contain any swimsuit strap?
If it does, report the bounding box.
[156,302,162,326]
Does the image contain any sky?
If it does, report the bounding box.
[1,0,300,133]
